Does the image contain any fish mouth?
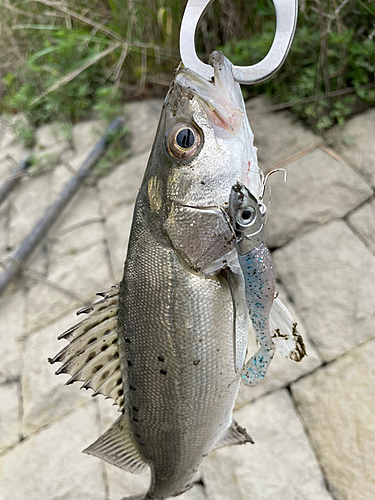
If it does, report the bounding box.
[174,52,244,137]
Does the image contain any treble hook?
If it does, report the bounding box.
[180,0,298,85]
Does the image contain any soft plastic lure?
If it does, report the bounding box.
[227,182,276,386]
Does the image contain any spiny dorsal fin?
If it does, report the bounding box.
[83,414,149,474]
[270,297,307,362]
[49,284,126,409]
[211,420,254,451]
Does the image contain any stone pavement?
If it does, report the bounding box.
[0,97,374,500]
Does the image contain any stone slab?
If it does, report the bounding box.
[203,389,331,500]
[72,119,106,156]
[0,383,20,453]
[49,185,103,234]
[273,220,375,361]
[0,403,105,500]
[50,221,106,259]
[8,173,52,250]
[0,290,26,383]
[98,151,149,216]
[48,242,113,301]
[26,280,81,332]
[124,99,163,156]
[22,311,89,436]
[326,108,375,187]
[291,338,375,500]
[236,288,321,408]
[265,148,372,248]
[348,198,375,256]
[246,97,317,172]
[105,204,134,281]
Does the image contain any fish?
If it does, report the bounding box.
[227,181,276,386]
[50,51,261,500]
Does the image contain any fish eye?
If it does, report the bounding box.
[166,123,202,160]
[236,206,256,227]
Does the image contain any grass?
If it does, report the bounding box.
[0,0,374,132]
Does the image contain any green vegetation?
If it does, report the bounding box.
[1,0,374,132]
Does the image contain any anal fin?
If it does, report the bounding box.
[84,414,149,474]
[211,419,254,451]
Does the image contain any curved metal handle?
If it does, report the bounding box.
[179,0,298,84]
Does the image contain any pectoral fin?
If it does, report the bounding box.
[211,419,254,451]
[84,414,149,474]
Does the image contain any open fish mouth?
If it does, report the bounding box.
[175,51,245,138]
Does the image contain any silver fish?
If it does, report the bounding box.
[227,182,276,386]
[51,51,262,500]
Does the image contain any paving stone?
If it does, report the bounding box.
[98,151,149,216]
[22,311,89,436]
[0,383,20,453]
[235,288,321,408]
[48,242,113,300]
[24,241,49,276]
[291,338,375,500]
[35,121,71,156]
[273,220,375,361]
[0,290,26,383]
[246,97,317,172]
[72,119,106,156]
[51,221,106,258]
[203,389,331,500]
[105,204,134,281]
[0,403,105,500]
[124,99,163,155]
[8,173,52,250]
[26,281,81,332]
[49,162,75,199]
[348,198,375,255]
[326,108,375,187]
[50,185,103,234]
[0,146,30,182]
[265,148,372,248]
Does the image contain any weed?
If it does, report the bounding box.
[0,0,374,131]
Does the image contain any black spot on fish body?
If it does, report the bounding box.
[160,369,167,375]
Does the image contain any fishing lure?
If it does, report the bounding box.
[227,182,276,386]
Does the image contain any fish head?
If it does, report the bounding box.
[228,182,265,255]
[142,51,264,274]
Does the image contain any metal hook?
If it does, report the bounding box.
[180,0,298,84]
[259,168,287,200]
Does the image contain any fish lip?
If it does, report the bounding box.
[174,64,244,136]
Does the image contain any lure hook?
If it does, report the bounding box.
[259,168,287,200]
[180,0,298,84]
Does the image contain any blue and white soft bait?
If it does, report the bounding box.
[228,182,276,386]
